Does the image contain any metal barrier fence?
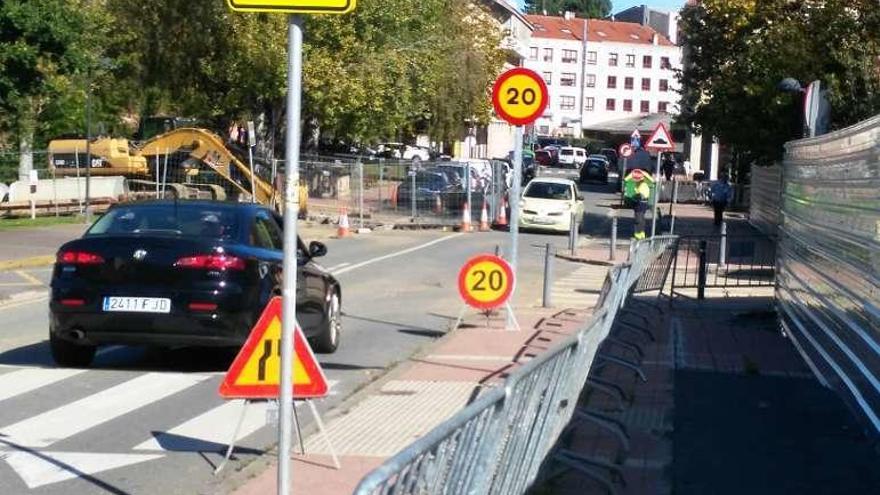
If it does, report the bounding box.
[632,236,679,294]
[352,236,677,495]
[777,113,880,435]
[749,164,783,237]
[669,233,776,300]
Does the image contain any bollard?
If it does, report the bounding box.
[719,221,727,267]
[410,168,417,220]
[610,213,618,261]
[542,243,554,308]
[358,160,364,229]
[697,239,708,300]
[378,163,383,211]
[569,211,577,256]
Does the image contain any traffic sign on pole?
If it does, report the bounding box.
[491,68,549,126]
[645,122,675,151]
[630,129,641,149]
[618,143,633,159]
[219,297,329,399]
[227,0,355,14]
[458,254,515,310]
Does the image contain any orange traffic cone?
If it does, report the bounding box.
[337,207,351,238]
[460,202,472,232]
[479,199,490,232]
[495,197,508,227]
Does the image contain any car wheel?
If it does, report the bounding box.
[312,291,340,353]
[50,332,96,367]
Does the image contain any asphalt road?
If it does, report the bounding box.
[0,180,620,495]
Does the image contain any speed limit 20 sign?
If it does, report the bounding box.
[458,254,515,310]
[491,68,549,126]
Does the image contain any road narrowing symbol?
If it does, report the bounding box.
[458,254,515,310]
[219,297,328,399]
[491,68,549,126]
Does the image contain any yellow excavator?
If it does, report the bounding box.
[48,128,285,207]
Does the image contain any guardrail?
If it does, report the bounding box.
[352,237,677,495]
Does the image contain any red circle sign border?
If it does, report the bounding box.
[491,68,549,126]
[457,254,515,310]
[618,143,633,158]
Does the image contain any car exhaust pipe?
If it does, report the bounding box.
[68,329,85,340]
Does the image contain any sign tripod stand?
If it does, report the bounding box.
[452,254,519,332]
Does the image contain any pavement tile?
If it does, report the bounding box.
[233,455,384,495]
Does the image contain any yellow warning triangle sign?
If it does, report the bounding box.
[219,297,328,399]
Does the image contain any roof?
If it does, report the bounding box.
[524,15,674,46]
[489,0,534,29]
[582,113,675,133]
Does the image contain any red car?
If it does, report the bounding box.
[535,149,557,166]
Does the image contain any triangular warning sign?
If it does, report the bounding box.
[645,122,675,151]
[219,297,328,400]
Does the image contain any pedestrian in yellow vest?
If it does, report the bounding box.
[623,169,654,240]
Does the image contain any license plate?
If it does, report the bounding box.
[533,217,556,225]
[103,297,171,314]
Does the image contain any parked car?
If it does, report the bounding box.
[377,143,431,164]
[518,177,584,233]
[558,147,588,168]
[599,148,619,169]
[535,150,554,166]
[49,200,342,367]
[396,170,456,209]
[580,158,609,184]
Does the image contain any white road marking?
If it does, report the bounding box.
[0,372,209,448]
[333,234,464,276]
[14,270,44,286]
[1,451,162,489]
[326,262,351,272]
[0,368,87,403]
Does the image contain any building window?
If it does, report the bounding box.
[529,47,538,61]
[623,100,633,112]
[607,76,617,89]
[585,74,596,88]
[539,125,550,135]
[562,49,577,63]
[641,78,650,91]
[626,54,635,68]
[661,56,671,69]
[624,77,634,90]
[609,53,618,67]
[560,73,576,87]
[606,98,616,111]
[643,55,653,68]
[658,101,669,113]
[659,79,669,92]
[543,48,553,62]
[560,96,576,110]
[542,72,552,85]
[587,51,597,65]
[640,100,650,113]
[585,97,595,112]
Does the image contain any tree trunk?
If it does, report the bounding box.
[18,111,35,183]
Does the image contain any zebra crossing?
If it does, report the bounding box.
[548,262,611,310]
[0,363,340,492]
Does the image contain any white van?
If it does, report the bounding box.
[558,147,587,168]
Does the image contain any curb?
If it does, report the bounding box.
[0,255,55,271]
[554,253,616,267]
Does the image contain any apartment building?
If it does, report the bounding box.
[523,13,682,137]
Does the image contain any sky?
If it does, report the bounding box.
[512,0,688,14]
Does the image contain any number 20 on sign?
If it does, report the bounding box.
[458,254,515,310]
[491,68,549,126]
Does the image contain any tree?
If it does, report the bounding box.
[678,0,880,169]
[523,0,611,18]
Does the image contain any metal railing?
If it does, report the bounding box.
[352,237,677,495]
[669,232,776,300]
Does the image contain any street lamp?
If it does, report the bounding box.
[84,57,113,224]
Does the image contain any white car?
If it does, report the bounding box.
[378,143,431,163]
[558,147,587,168]
[518,177,584,232]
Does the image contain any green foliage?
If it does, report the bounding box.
[678,0,880,166]
[523,0,611,18]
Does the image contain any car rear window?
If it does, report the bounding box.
[560,149,574,156]
[86,204,240,240]
[524,182,573,200]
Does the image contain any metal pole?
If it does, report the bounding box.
[279,15,303,495]
[358,160,364,228]
[542,243,553,308]
[466,162,472,225]
[410,167,416,220]
[719,221,727,267]
[74,147,82,213]
[378,163,383,212]
[610,213,618,261]
[84,77,92,224]
[508,126,523,328]
[155,155,160,198]
[162,149,169,199]
[248,145,257,203]
[669,178,678,234]
[650,152,661,238]
[697,239,707,300]
[569,211,577,256]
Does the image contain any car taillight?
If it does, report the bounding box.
[188,302,218,312]
[57,251,105,265]
[175,254,246,271]
[60,298,85,306]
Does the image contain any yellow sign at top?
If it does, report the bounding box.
[227,0,355,14]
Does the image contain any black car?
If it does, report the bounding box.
[580,158,609,184]
[49,200,342,367]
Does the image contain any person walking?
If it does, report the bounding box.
[709,174,733,227]
[624,168,653,240]
[661,154,675,181]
